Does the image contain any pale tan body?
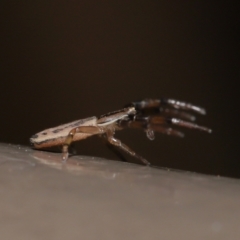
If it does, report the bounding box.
[30,98,211,166]
[30,107,148,163]
[31,117,98,149]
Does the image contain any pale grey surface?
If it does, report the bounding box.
[0,143,240,240]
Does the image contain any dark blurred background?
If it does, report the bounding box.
[0,1,238,177]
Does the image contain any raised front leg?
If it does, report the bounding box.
[128,98,206,114]
[123,99,209,140]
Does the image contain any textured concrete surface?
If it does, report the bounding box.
[0,143,240,240]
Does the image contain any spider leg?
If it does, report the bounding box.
[62,126,103,161]
[99,135,128,162]
[119,117,185,138]
[118,115,211,141]
[126,98,206,116]
[106,129,151,166]
[147,125,185,138]
[150,116,212,133]
[160,108,196,121]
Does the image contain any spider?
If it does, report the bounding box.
[30,98,211,166]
